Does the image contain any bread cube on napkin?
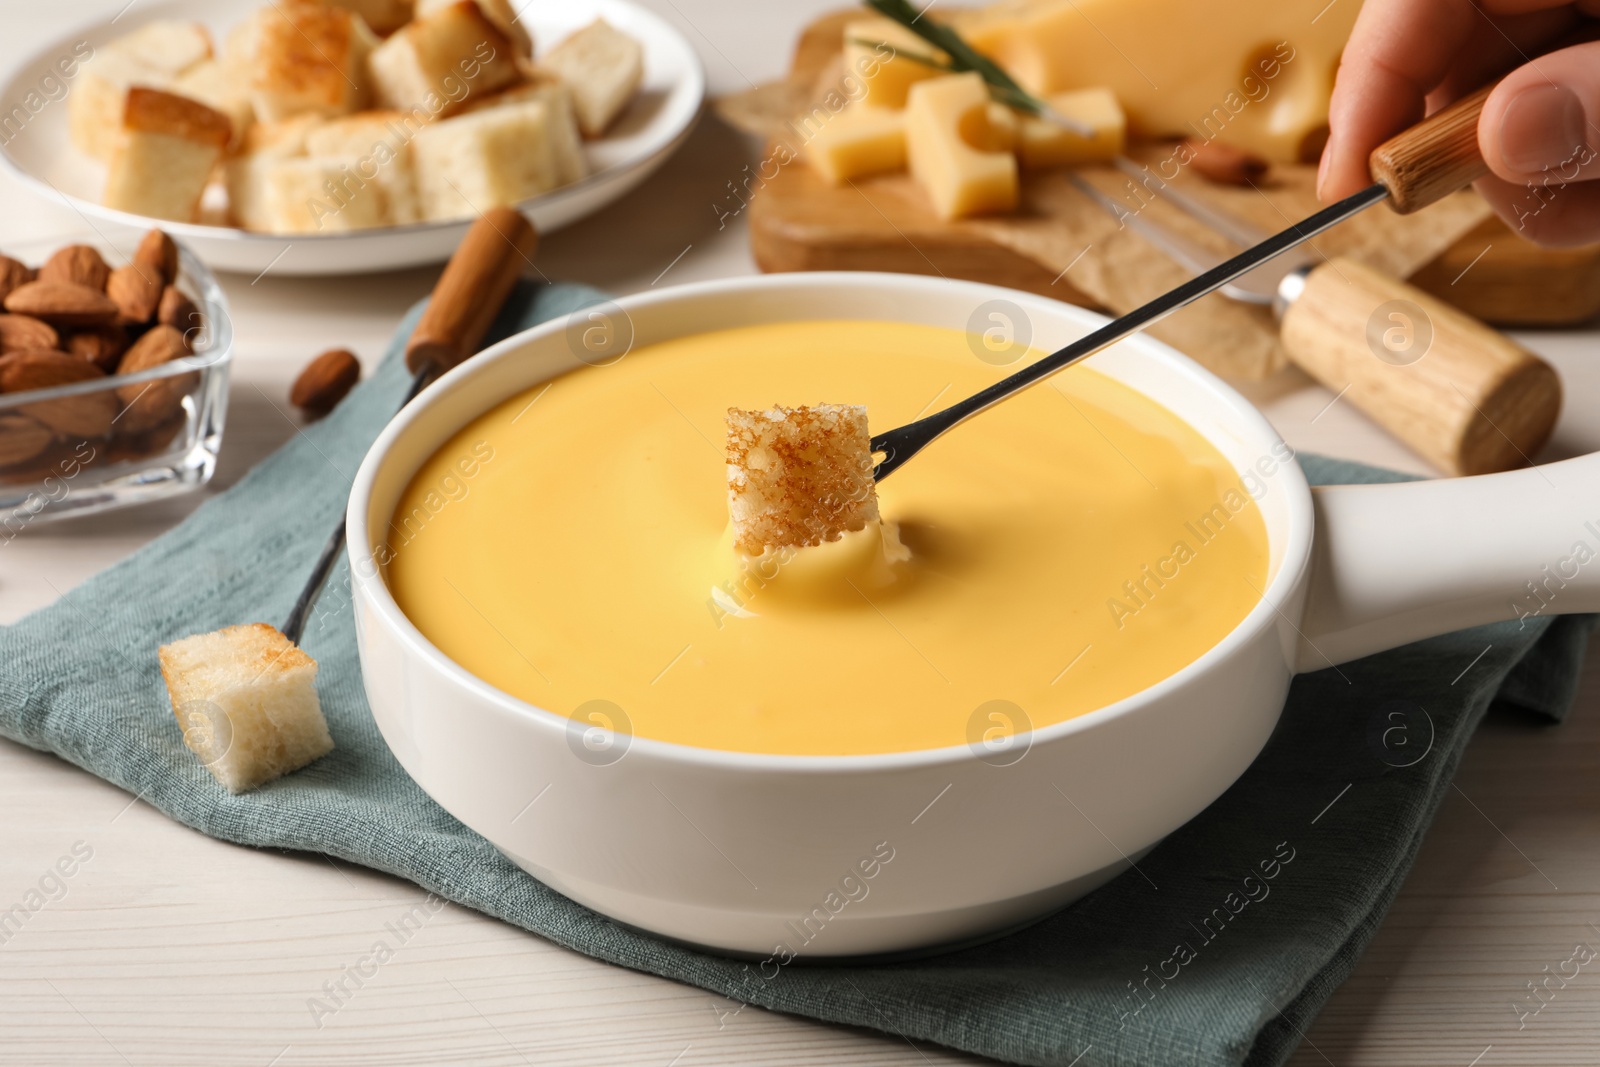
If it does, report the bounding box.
[539,19,643,137]
[726,404,880,555]
[158,623,334,794]
[102,88,233,223]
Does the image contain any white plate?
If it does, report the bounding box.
[0,0,704,276]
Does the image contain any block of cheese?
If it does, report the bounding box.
[172,60,254,152]
[316,0,415,36]
[1014,87,1125,168]
[304,110,421,224]
[103,87,232,222]
[842,16,943,109]
[905,72,1017,220]
[68,21,214,161]
[415,0,532,58]
[947,0,1361,163]
[224,115,321,230]
[369,0,522,120]
[411,99,561,221]
[539,19,643,137]
[804,103,906,185]
[232,2,377,122]
[460,77,585,184]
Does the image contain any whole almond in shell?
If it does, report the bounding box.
[291,348,360,416]
[0,411,53,467]
[0,256,30,304]
[108,263,163,325]
[0,349,115,439]
[65,325,128,371]
[134,229,179,286]
[0,314,59,353]
[5,281,120,328]
[39,244,111,292]
[115,325,195,434]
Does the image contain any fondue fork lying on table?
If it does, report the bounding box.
[870,84,1550,482]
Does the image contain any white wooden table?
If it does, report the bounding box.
[4,4,1600,1064]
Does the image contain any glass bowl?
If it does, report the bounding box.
[0,233,232,525]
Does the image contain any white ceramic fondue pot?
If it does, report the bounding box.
[347,273,1600,958]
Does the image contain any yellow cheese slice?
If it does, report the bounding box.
[1015,88,1126,168]
[805,103,907,185]
[948,0,1361,162]
[843,17,944,108]
[905,72,1018,219]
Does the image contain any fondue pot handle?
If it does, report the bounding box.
[405,206,539,375]
[1295,451,1600,670]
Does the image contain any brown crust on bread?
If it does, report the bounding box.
[123,86,233,147]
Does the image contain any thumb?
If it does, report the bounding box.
[1479,39,1600,184]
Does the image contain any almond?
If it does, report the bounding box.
[39,244,111,292]
[134,229,179,286]
[4,280,120,328]
[0,256,30,303]
[0,349,115,439]
[291,348,360,416]
[64,325,129,372]
[0,412,53,467]
[0,314,59,353]
[115,324,195,433]
[157,285,201,335]
[1182,138,1269,186]
[107,263,163,325]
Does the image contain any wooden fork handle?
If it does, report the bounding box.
[1370,84,1493,214]
[405,207,539,375]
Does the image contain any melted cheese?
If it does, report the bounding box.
[387,320,1269,756]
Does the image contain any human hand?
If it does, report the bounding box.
[1318,0,1600,245]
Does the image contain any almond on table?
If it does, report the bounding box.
[291,348,362,416]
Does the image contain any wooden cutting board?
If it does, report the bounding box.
[743,12,1600,328]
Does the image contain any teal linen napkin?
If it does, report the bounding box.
[0,279,1590,1067]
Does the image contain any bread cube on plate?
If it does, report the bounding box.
[158,623,334,794]
[172,59,255,152]
[224,115,321,230]
[459,76,585,184]
[70,22,215,162]
[103,88,233,222]
[369,1,521,120]
[262,156,392,232]
[725,404,880,555]
[231,1,377,122]
[109,19,215,75]
[304,110,421,224]
[539,19,643,137]
[316,0,415,36]
[415,0,532,58]
[410,100,562,220]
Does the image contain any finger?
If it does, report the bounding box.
[1430,3,1579,103]
[1480,38,1600,184]
[1474,169,1600,245]
[1318,0,1479,201]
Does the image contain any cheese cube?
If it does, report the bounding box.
[1015,88,1125,168]
[459,77,585,184]
[305,111,421,224]
[538,19,643,137]
[158,623,334,794]
[234,2,377,122]
[804,103,906,185]
[411,100,561,221]
[103,88,232,222]
[948,0,1360,163]
[415,0,532,58]
[172,60,254,152]
[905,73,1017,220]
[369,0,522,120]
[842,17,942,109]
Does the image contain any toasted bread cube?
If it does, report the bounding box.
[70,52,165,161]
[223,115,321,230]
[369,1,521,120]
[726,405,880,555]
[263,156,393,232]
[110,19,215,74]
[303,111,421,224]
[1015,88,1126,169]
[410,100,561,220]
[316,0,414,36]
[173,59,255,152]
[539,19,643,137]
[459,76,585,184]
[103,88,232,222]
[158,623,334,794]
[415,0,531,58]
[234,2,376,122]
[805,103,906,184]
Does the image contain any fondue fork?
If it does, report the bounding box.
[870,86,1499,482]
[281,208,539,644]
[1060,157,1558,476]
